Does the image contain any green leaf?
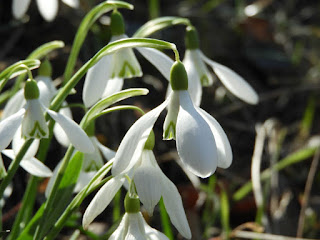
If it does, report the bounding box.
[82,88,148,128]
[133,16,190,37]
[27,41,65,59]
[18,152,83,239]
[63,0,134,83]
[233,147,317,201]
[0,59,40,82]
[220,189,230,237]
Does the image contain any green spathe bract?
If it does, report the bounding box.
[38,59,52,77]
[111,10,125,36]
[185,25,200,50]
[170,61,188,91]
[24,79,40,99]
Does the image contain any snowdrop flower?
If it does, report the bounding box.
[0,79,94,154]
[83,10,174,107]
[12,0,79,22]
[83,132,191,239]
[109,194,170,240]
[181,25,259,106]
[112,61,232,178]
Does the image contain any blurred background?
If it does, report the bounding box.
[0,0,320,239]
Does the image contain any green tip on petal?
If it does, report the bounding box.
[24,79,40,100]
[111,9,125,36]
[185,25,200,50]
[38,59,52,77]
[144,130,155,150]
[124,193,140,213]
[170,61,188,91]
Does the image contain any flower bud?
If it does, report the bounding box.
[24,79,40,100]
[170,61,188,91]
[110,10,125,36]
[144,130,155,150]
[124,193,140,213]
[185,26,200,49]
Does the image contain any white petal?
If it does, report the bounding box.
[183,52,202,107]
[161,175,191,239]
[200,52,259,104]
[92,137,116,160]
[134,150,162,215]
[12,127,40,159]
[176,91,217,178]
[143,216,169,240]
[196,108,232,169]
[2,150,52,177]
[109,213,128,240]
[36,0,58,22]
[125,213,147,240]
[101,77,124,99]
[82,176,124,229]
[136,47,174,80]
[82,137,104,171]
[47,109,94,153]
[112,98,169,176]
[186,49,213,86]
[62,0,79,8]
[0,108,25,150]
[83,55,112,108]
[22,100,49,139]
[2,89,25,119]
[37,76,56,107]
[12,0,31,19]
[53,106,73,147]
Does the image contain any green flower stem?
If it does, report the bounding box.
[34,145,75,240]
[91,105,144,122]
[8,121,55,240]
[0,139,34,200]
[44,163,113,240]
[63,0,134,85]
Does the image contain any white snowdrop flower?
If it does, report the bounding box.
[181,25,259,106]
[112,61,232,178]
[0,79,94,153]
[83,132,191,239]
[12,0,79,22]
[83,10,174,107]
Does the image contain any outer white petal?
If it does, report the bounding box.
[2,150,52,177]
[196,108,232,168]
[101,77,124,99]
[112,98,170,176]
[92,137,116,160]
[62,0,79,8]
[2,89,25,120]
[53,106,73,147]
[186,49,213,86]
[36,0,58,22]
[136,47,174,80]
[200,51,259,105]
[0,108,25,150]
[22,100,49,139]
[83,55,112,108]
[176,91,217,178]
[109,213,128,240]
[134,150,162,215]
[183,52,202,107]
[36,76,57,97]
[47,109,94,153]
[161,175,191,239]
[12,0,31,19]
[83,176,125,229]
[143,216,169,240]
[12,127,40,159]
[125,213,147,240]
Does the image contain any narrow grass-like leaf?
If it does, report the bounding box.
[133,16,191,37]
[220,188,231,238]
[63,0,134,83]
[233,147,317,201]
[27,41,65,59]
[159,197,174,240]
[0,59,40,82]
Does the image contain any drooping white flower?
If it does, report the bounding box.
[180,26,259,106]
[0,79,94,153]
[12,0,79,22]
[83,10,174,107]
[112,61,232,179]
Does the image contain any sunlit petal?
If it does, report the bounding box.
[112,98,169,176]
[101,77,124,99]
[125,213,147,239]
[12,127,40,159]
[176,91,217,178]
[143,216,170,240]
[136,47,174,80]
[47,109,94,153]
[62,0,79,8]
[92,137,116,160]
[53,106,73,147]
[0,108,25,150]
[36,0,58,22]
[2,89,25,120]
[196,108,232,168]
[109,213,128,240]
[200,51,259,104]
[12,0,31,19]
[83,176,125,229]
